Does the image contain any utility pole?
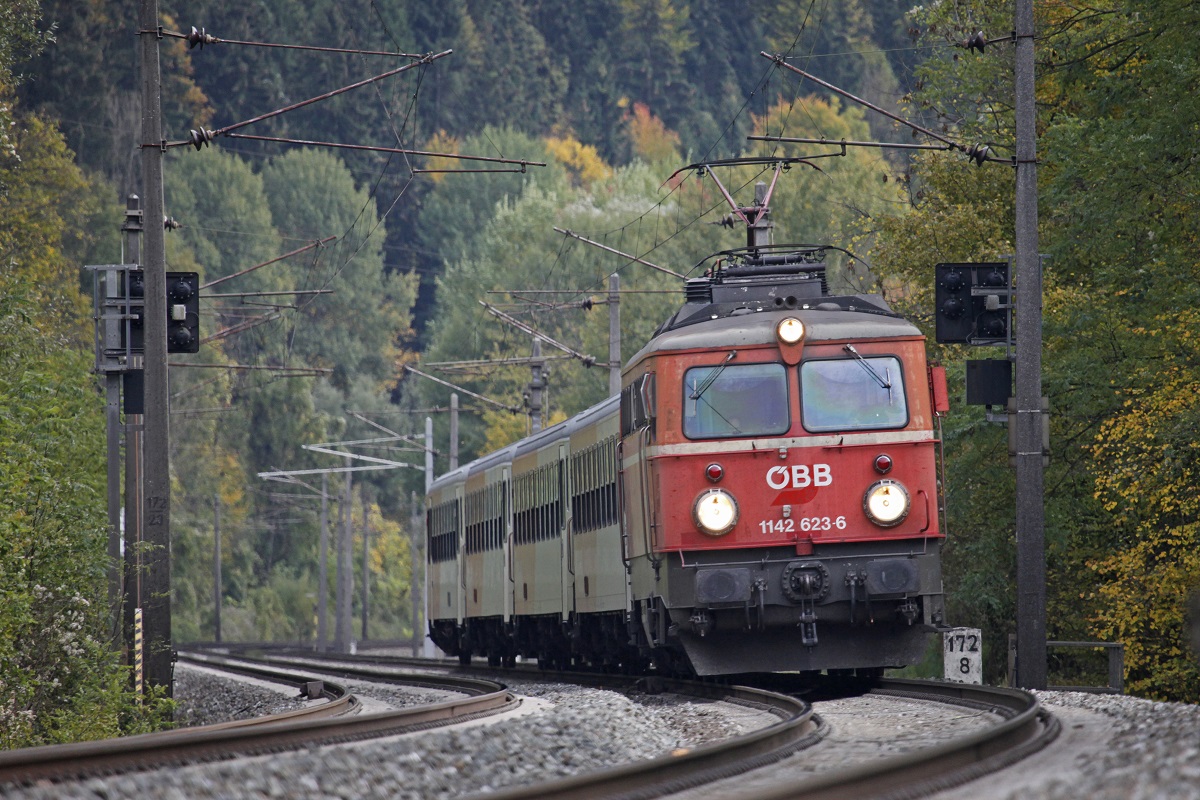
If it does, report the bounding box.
[425,417,434,492]
[334,463,354,652]
[138,0,173,695]
[317,472,330,651]
[529,338,545,433]
[427,417,436,662]
[361,483,370,642]
[449,394,459,472]
[213,494,222,643]
[608,274,621,396]
[110,196,143,648]
[104,285,122,632]
[122,197,143,686]
[1013,0,1046,690]
[410,490,423,657]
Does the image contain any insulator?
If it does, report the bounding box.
[965,143,990,166]
[188,128,215,151]
[187,26,217,49]
[965,31,987,53]
[163,216,181,230]
[580,298,594,311]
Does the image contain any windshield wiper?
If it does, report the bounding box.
[843,344,891,390]
[689,350,737,400]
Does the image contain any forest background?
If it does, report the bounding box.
[1,0,1197,745]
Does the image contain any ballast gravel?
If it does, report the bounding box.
[927,690,1200,800]
[7,668,771,800]
[172,666,307,727]
[7,668,1200,799]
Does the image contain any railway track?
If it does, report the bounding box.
[0,651,514,788]
[232,648,825,800]
[0,644,1058,799]
[688,676,1062,800]
[227,649,1059,800]
[455,676,1058,800]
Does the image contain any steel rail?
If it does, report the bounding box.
[732,677,1060,800]
[470,679,822,800]
[242,651,522,697]
[173,649,1058,799]
[219,648,825,800]
[0,652,514,787]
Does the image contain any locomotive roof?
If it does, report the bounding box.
[628,300,923,364]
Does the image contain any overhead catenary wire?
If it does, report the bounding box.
[479,301,597,367]
[762,52,1009,164]
[159,26,425,59]
[201,236,336,290]
[552,228,683,279]
[405,365,522,414]
[218,132,546,170]
[167,51,453,151]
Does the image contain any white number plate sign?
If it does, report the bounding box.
[943,627,983,684]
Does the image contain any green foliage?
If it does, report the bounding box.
[260,147,417,387]
[0,114,170,741]
[869,0,1200,699]
[760,0,903,143]
[16,1,210,191]
[414,127,568,303]
[159,142,422,644]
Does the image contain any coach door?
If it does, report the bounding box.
[559,443,574,622]
[455,485,466,626]
[502,466,514,623]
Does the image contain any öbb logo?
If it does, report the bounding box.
[766,464,832,490]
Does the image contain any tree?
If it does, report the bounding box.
[759,0,903,144]
[869,0,1200,697]
[260,147,417,389]
[622,102,681,166]
[614,0,695,131]
[0,54,169,738]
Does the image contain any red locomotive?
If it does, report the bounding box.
[427,165,949,675]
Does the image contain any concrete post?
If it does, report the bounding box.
[213,494,221,643]
[608,273,621,397]
[317,472,329,651]
[449,393,459,472]
[1013,0,1046,690]
[138,0,173,694]
[360,483,370,642]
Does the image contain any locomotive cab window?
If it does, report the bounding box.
[800,355,908,432]
[683,363,789,439]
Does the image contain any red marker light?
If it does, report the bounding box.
[706,463,724,482]
[874,454,893,474]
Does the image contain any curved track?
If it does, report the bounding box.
[666,676,1061,800]
[234,649,825,800]
[0,651,514,787]
[236,650,1060,800]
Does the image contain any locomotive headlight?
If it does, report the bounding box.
[776,317,805,345]
[863,480,910,527]
[693,489,739,536]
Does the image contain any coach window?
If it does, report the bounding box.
[683,362,789,439]
[800,356,908,432]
